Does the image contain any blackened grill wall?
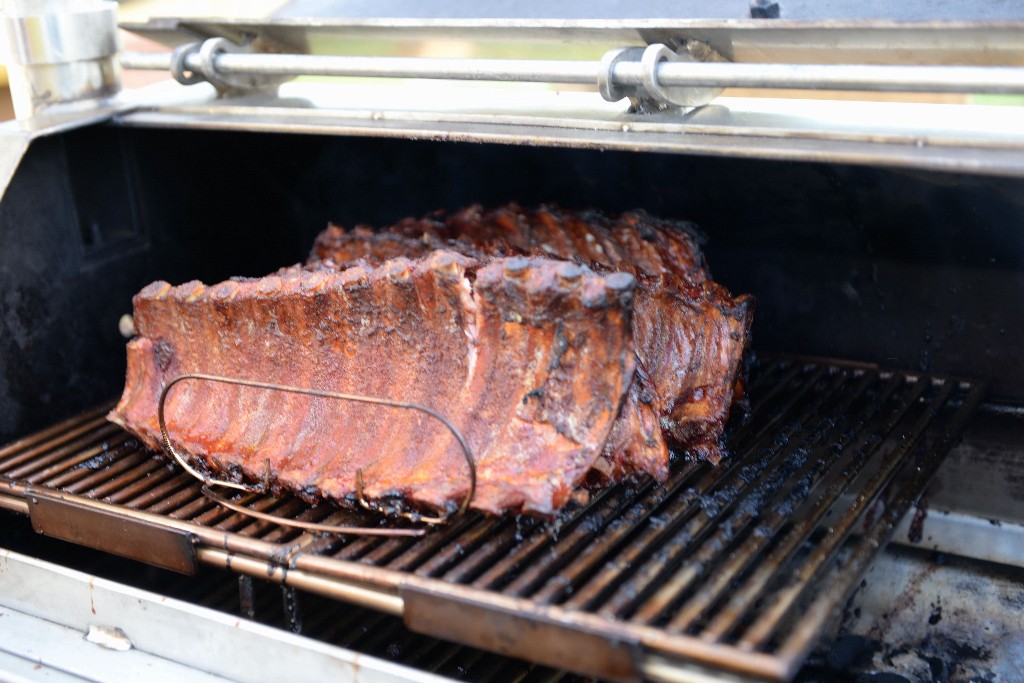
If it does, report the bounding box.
[2,124,1023,442]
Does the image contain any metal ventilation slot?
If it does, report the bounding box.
[0,357,984,682]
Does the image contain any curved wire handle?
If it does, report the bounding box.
[158,373,477,530]
[200,486,424,537]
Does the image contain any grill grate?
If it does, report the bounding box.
[0,356,984,682]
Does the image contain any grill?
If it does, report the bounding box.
[3,3,1024,682]
[0,356,984,682]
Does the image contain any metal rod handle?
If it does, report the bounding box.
[616,61,1024,94]
[121,48,1024,94]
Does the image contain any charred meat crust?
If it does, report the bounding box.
[309,204,753,478]
[109,251,636,516]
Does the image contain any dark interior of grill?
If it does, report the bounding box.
[3,123,1024,682]
[5,125,1024,440]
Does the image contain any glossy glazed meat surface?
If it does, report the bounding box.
[310,204,753,480]
[109,251,636,515]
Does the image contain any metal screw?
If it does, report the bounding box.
[750,0,781,18]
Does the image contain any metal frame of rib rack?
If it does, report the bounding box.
[0,358,985,683]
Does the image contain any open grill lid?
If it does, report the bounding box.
[4,0,1024,208]
[107,3,1024,179]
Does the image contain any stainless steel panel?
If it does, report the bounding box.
[122,17,1024,67]
[0,548,453,683]
[111,88,1024,177]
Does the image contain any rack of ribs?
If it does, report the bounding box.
[308,204,754,482]
[109,251,637,516]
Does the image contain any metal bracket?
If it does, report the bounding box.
[26,488,198,575]
[600,42,727,113]
[402,582,642,683]
[1,1,121,120]
[170,37,289,95]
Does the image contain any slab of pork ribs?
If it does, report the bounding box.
[109,251,637,515]
[308,204,754,482]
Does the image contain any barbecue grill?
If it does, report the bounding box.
[2,2,1024,681]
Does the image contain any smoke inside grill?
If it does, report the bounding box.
[0,356,984,682]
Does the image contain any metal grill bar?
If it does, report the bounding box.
[531,461,704,605]
[0,357,982,682]
[698,373,926,641]
[167,488,218,519]
[506,481,662,597]
[741,379,958,650]
[596,369,849,622]
[1,420,121,478]
[420,517,520,581]
[775,379,986,678]
[398,514,497,574]
[143,483,204,516]
[652,370,886,624]
[628,371,875,626]
[59,448,150,493]
[106,463,180,504]
[0,406,112,461]
[123,475,194,510]
[674,372,907,637]
[716,364,829,451]
[13,431,129,482]
[557,463,715,612]
[475,482,655,594]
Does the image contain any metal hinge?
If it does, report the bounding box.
[599,41,728,113]
[170,37,290,96]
